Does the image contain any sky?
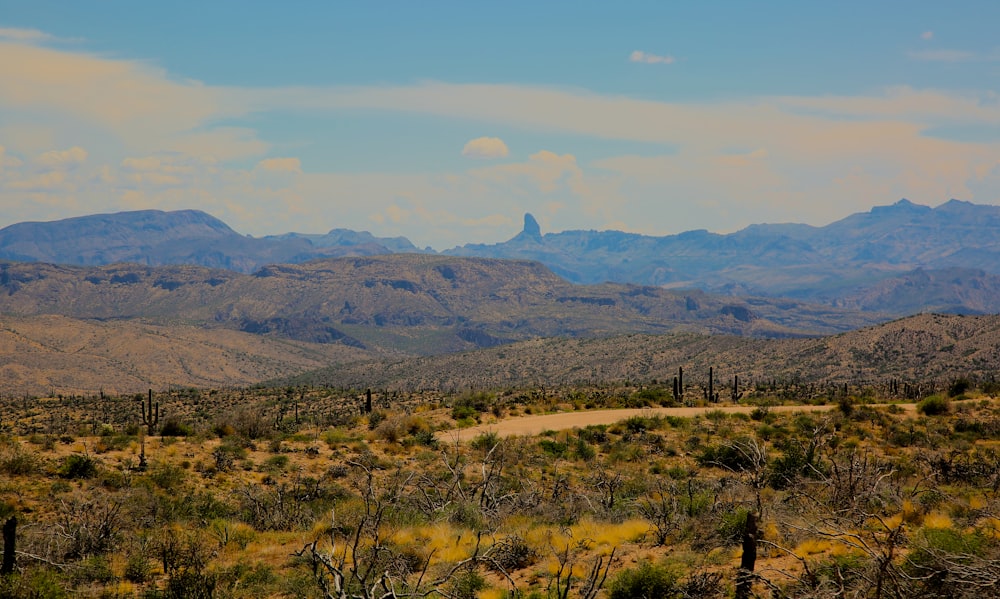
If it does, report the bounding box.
[1,1,1000,249]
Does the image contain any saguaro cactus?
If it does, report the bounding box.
[731,375,744,403]
[706,366,718,403]
[141,389,159,436]
[673,366,684,402]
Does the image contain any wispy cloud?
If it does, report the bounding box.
[257,157,302,174]
[629,50,675,65]
[921,31,934,41]
[0,27,55,43]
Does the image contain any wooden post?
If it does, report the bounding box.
[1,516,15,575]
[735,512,757,599]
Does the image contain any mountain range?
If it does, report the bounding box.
[2,199,1000,316]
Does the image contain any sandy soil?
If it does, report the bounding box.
[440,403,916,443]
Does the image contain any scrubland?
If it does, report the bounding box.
[1,380,999,598]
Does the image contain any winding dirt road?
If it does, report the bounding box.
[439,403,916,443]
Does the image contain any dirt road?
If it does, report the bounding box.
[439,403,916,443]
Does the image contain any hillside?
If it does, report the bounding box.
[280,313,1000,390]
[0,256,879,354]
[0,314,373,395]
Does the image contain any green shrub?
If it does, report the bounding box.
[717,506,752,545]
[447,569,487,599]
[470,431,500,452]
[124,552,152,583]
[607,562,679,599]
[262,455,289,472]
[160,418,192,437]
[538,439,568,458]
[696,438,761,472]
[58,454,98,479]
[918,395,951,416]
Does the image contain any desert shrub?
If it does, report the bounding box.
[607,562,679,599]
[948,377,972,397]
[58,453,99,479]
[539,439,568,458]
[578,425,609,444]
[980,380,1000,395]
[451,404,478,421]
[73,555,116,585]
[470,431,500,452]
[628,387,672,407]
[717,506,752,545]
[412,428,438,448]
[261,454,289,472]
[451,391,495,420]
[768,443,810,489]
[373,414,430,443]
[446,569,486,599]
[447,501,486,531]
[230,408,271,440]
[750,405,774,422]
[696,438,762,472]
[124,552,152,583]
[149,463,187,491]
[0,440,39,475]
[367,410,387,431]
[918,395,951,416]
[574,436,596,461]
[160,417,191,437]
[0,568,69,599]
[488,535,536,572]
[165,570,217,599]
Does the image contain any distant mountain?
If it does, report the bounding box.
[279,312,1000,391]
[3,201,1000,317]
[446,200,1000,314]
[0,209,420,273]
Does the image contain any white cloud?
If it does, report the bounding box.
[921,31,934,41]
[461,136,509,159]
[629,50,675,65]
[36,146,87,169]
[3,29,1000,247]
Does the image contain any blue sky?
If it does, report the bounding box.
[1,1,999,248]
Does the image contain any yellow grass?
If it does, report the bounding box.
[390,522,479,563]
[795,538,832,556]
[922,512,953,529]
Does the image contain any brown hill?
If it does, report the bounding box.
[0,256,881,357]
[281,313,1000,391]
[0,314,373,396]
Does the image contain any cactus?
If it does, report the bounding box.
[731,375,744,403]
[365,388,373,414]
[141,389,159,436]
[706,367,719,403]
[673,367,684,402]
